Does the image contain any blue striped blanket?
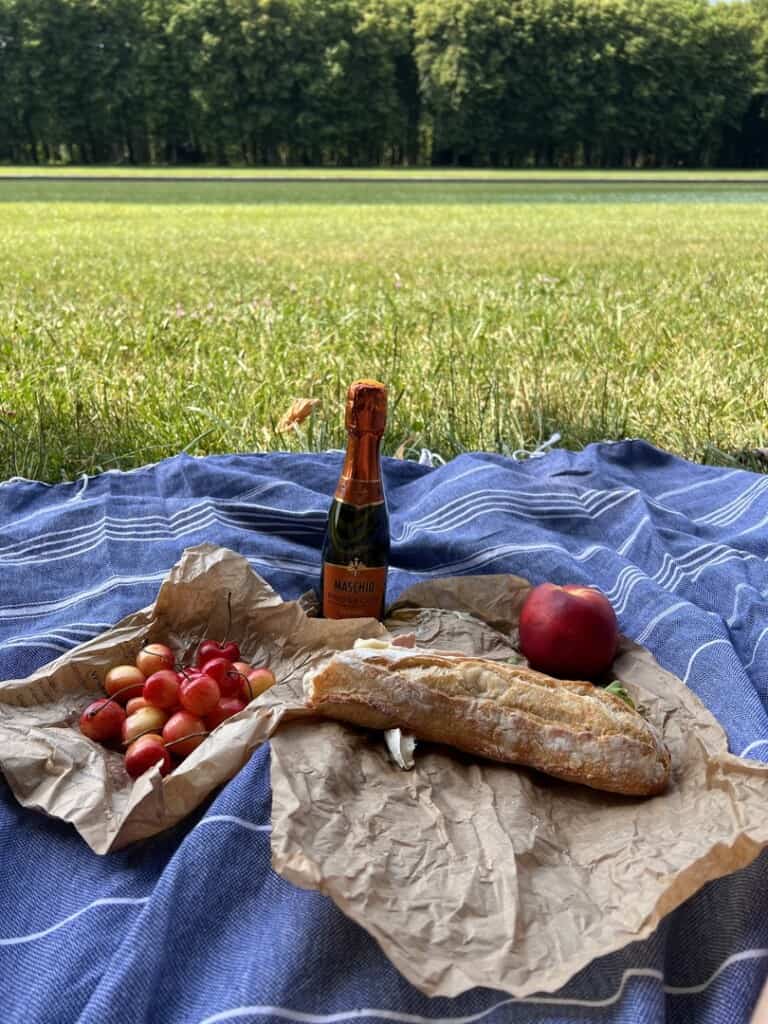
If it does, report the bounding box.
[1,440,766,1024]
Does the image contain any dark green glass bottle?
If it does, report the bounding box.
[321,380,390,620]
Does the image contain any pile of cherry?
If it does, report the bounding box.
[79,639,275,779]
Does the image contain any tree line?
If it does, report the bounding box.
[0,0,766,168]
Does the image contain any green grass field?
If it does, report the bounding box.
[1,170,767,482]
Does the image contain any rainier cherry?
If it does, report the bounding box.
[163,712,207,757]
[143,669,181,709]
[222,662,253,697]
[124,734,172,779]
[241,667,276,703]
[104,665,145,703]
[196,639,240,668]
[136,643,175,677]
[122,706,168,745]
[80,699,126,742]
[179,673,220,716]
[218,665,246,698]
[126,696,151,716]
[205,697,246,730]
[199,657,234,688]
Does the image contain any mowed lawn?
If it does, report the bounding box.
[1,173,767,482]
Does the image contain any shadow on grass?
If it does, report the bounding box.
[1,180,768,206]
[2,400,766,483]
[0,404,225,483]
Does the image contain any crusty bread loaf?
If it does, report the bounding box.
[303,647,671,796]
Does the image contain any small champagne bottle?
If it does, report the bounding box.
[321,380,390,620]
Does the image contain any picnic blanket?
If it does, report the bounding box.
[1,440,767,1024]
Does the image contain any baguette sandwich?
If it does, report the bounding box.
[303,645,671,796]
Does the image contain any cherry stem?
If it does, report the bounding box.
[90,683,140,715]
[226,668,252,701]
[163,732,209,750]
[122,728,161,747]
[140,642,171,658]
[193,591,233,659]
[139,642,180,671]
[224,591,232,643]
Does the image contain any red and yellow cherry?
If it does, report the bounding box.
[163,712,207,757]
[143,669,181,709]
[79,699,126,742]
[205,697,246,730]
[124,733,172,779]
[126,696,151,716]
[199,656,234,688]
[218,665,246,698]
[231,661,252,677]
[136,643,175,677]
[104,665,145,703]
[196,639,240,668]
[122,706,168,745]
[241,667,276,702]
[179,673,220,716]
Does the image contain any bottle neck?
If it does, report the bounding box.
[335,430,384,507]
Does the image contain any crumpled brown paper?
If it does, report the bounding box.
[269,574,768,998]
[3,551,768,999]
[0,544,386,853]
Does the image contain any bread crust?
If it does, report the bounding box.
[303,647,671,796]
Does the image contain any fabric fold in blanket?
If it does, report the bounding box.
[0,440,766,1024]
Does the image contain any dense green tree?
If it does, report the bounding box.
[302,0,418,165]
[0,0,765,167]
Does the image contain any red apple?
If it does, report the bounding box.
[125,734,172,778]
[205,697,246,730]
[518,583,618,679]
[136,643,175,677]
[104,665,145,703]
[79,699,126,742]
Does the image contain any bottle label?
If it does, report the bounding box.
[323,561,387,619]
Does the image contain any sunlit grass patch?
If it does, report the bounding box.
[1,178,766,481]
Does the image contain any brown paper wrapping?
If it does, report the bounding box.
[0,544,386,853]
[2,548,768,998]
[268,575,768,998]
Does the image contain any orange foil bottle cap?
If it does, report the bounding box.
[345,379,387,435]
